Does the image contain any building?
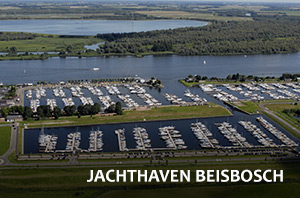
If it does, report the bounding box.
[6,114,23,122]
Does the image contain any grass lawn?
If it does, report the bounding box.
[135,11,253,21]
[21,103,232,128]
[265,103,300,112]
[0,33,102,52]
[101,183,300,198]
[0,126,11,156]
[0,162,300,198]
[233,101,262,114]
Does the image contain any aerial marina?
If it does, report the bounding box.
[65,132,81,152]
[257,117,299,147]
[115,129,128,152]
[133,127,152,150]
[88,129,104,152]
[191,122,220,149]
[159,126,187,150]
[238,120,277,147]
[215,122,252,148]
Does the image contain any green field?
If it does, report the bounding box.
[265,103,300,112]
[0,126,11,156]
[21,104,231,128]
[135,10,253,21]
[232,101,262,114]
[101,183,300,198]
[0,34,102,52]
[0,161,300,198]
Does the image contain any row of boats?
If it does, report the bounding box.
[125,84,146,94]
[88,130,104,152]
[115,129,128,151]
[105,85,121,95]
[98,95,115,109]
[117,94,139,108]
[46,99,57,110]
[257,117,298,147]
[133,127,152,150]
[70,86,84,97]
[239,120,277,147]
[66,132,81,152]
[85,85,103,96]
[62,97,75,106]
[30,99,40,112]
[39,129,58,153]
[163,93,187,105]
[158,126,187,150]
[137,93,161,106]
[184,90,208,104]
[53,87,66,97]
[191,122,220,149]
[215,122,252,148]
[201,82,300,101]
[80,96,94,106]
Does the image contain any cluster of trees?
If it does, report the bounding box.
[0,106,24,118]
[283,108,300,117]
[279,73,300,81]
[96,17,300,55]
[106,102,123,115]
[0,102,110,120]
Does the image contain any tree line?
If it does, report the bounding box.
[96,16,300,56]
[0,102,123,120]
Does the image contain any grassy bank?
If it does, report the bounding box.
[0,161,299,198]
[232,101,262,114]
[0,126,11,156]
[21,104,232,128]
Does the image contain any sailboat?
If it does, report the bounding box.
[38,126,45,144]
[203,60,207,65]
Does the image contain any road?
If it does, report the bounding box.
[0,123,18,165]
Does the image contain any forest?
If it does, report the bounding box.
[96,16,300,56]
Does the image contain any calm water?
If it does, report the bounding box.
[0,20,207,35]
[1,53,299,85]
[24,113,300,154]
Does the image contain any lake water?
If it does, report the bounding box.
[1,53,299,85]
[0,20,207,35]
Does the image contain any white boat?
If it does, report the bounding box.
[92,67,100,71]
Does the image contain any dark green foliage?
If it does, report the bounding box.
[0,105,24,118]
[97,18,300,55]
[116,102,123,115]
[37,105,52,118]
[106,102,123,115]
[23,106,33,120]
[77,103,101,116]
[53,106,62,119]
[64,105,77,116]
